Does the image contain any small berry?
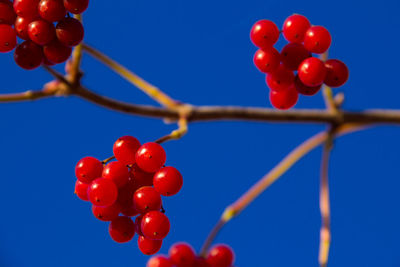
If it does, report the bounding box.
[298,57,327,87]
[169,242,196,267]
[0,0,16,25]
[92,202,121,221]
[206,244,235,267]
[135,214,144,236]
[63,0,89,14]
[269,85,299,110]
[43,40,72,63]
[135,142,167,173]
[153,166,183,197]
[147,255,174,267]
[15,16,35,40]
[133,186,162,214]
[108,216,135,243]
[194,257,211,267]
[38,0,66,22]
[0,24,16,53]
[113,136,141,166]
[141,211,170,240]
[130,164,154,187]
[294,75,321,96]
[324,59,349,87]
[28,19,55,45]
[14,40,43,69]
[250,19,280,48]
[102,161,130,188]
[304,26,331,54]
[74,180,89,201]
[265,64,295,92]
[13,0,40,19]
[88,178,118,206]
[138,236,163,255]
[253,47,280,73]
[56,17,84,46]
[282,14,311,43]
[280,43,311,71]
[75,156,103,184]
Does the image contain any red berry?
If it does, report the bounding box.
[63,0,89,14]
[135,142,167,173]
[14,40,43,69]
[280,43,311,71]
[194,257,211,267]
[169,242,196,267]
[108,216,135,243]
[153,166,183,197]
[113,136,141,166]
[13,0,40,19]
[250,19,280,48]
[135,214,144,236]
[133,186,162,214]
[75,156,103,184]
[88,178,118,207]
[117,179,137,209]
[147,255,174,267]
[15,16,35,40]
[265,64,295,92]
[138,235,163,255]
[43,40,72,63]
[28,19,55,45]
[92,202,121,221]
[253,47,280,73]
[282,14,311,43]
[130,164,154,187]
[141,211,170,240]
[102,161,130,188]
[38,0,66,22]
[0,0,16,25]
[304,26,331,54]
[206,244,235,267]
[294,75,321,96]
[298,57,327,86]
[74,180,89,201]
[324,59,349,87]
[55,17,84,46]
[269,85,298,110]
[0,24,16,53]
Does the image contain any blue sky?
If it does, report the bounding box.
[1,0,400,266]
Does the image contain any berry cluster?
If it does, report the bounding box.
[250,14,349,110]
[74,136,183,255]
[0,0,88,70]
[147,242,235,267]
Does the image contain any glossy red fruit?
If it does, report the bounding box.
[13,0,40,19]
[14,40,43,69]
[43,40,72,63]
[135,214,144,236]
[38,0,66,22]
[88,178,118,207]
[130,164,154,187]
[28,19,55,45]
[253,47,280,73]
[266,64,295,92]
[15,16,35,40]
[206,244,235,267]
[63,0,89,14]
[117,179,137,213]
[194,257,211,267]
[74,180,89,201]
[92,202,121,221]
[102,161,130,188]
[113,136,141,166]
[55,17,84,46]
[169,242,196,267]
[250,19,280,48]
[0,24,16,52]
[133,186,162,214]
[153,167,183,197]
[108,216,135,243]
[324,59,349,87]
[298,57,327,86]
[282,14,311,43]
[138,236,163,255]
[147,255,174,267]
[304,26,331,54]
[0,0,16,24]
[75,156,103,184]
[135,142,167,173]
[141,211,170,240]
[294,75,321,96]
[269,85,299,110]
[280,43,311,71]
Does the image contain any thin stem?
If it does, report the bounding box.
[81,43,178,109]
[0,89,58,102]
[102,155,115,165]
[67,14,83,85]
[155,117,188,144]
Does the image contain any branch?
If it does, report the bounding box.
[0,89,58,102]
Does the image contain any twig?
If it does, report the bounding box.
[67,14,84,85]
[0,89,58,102]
